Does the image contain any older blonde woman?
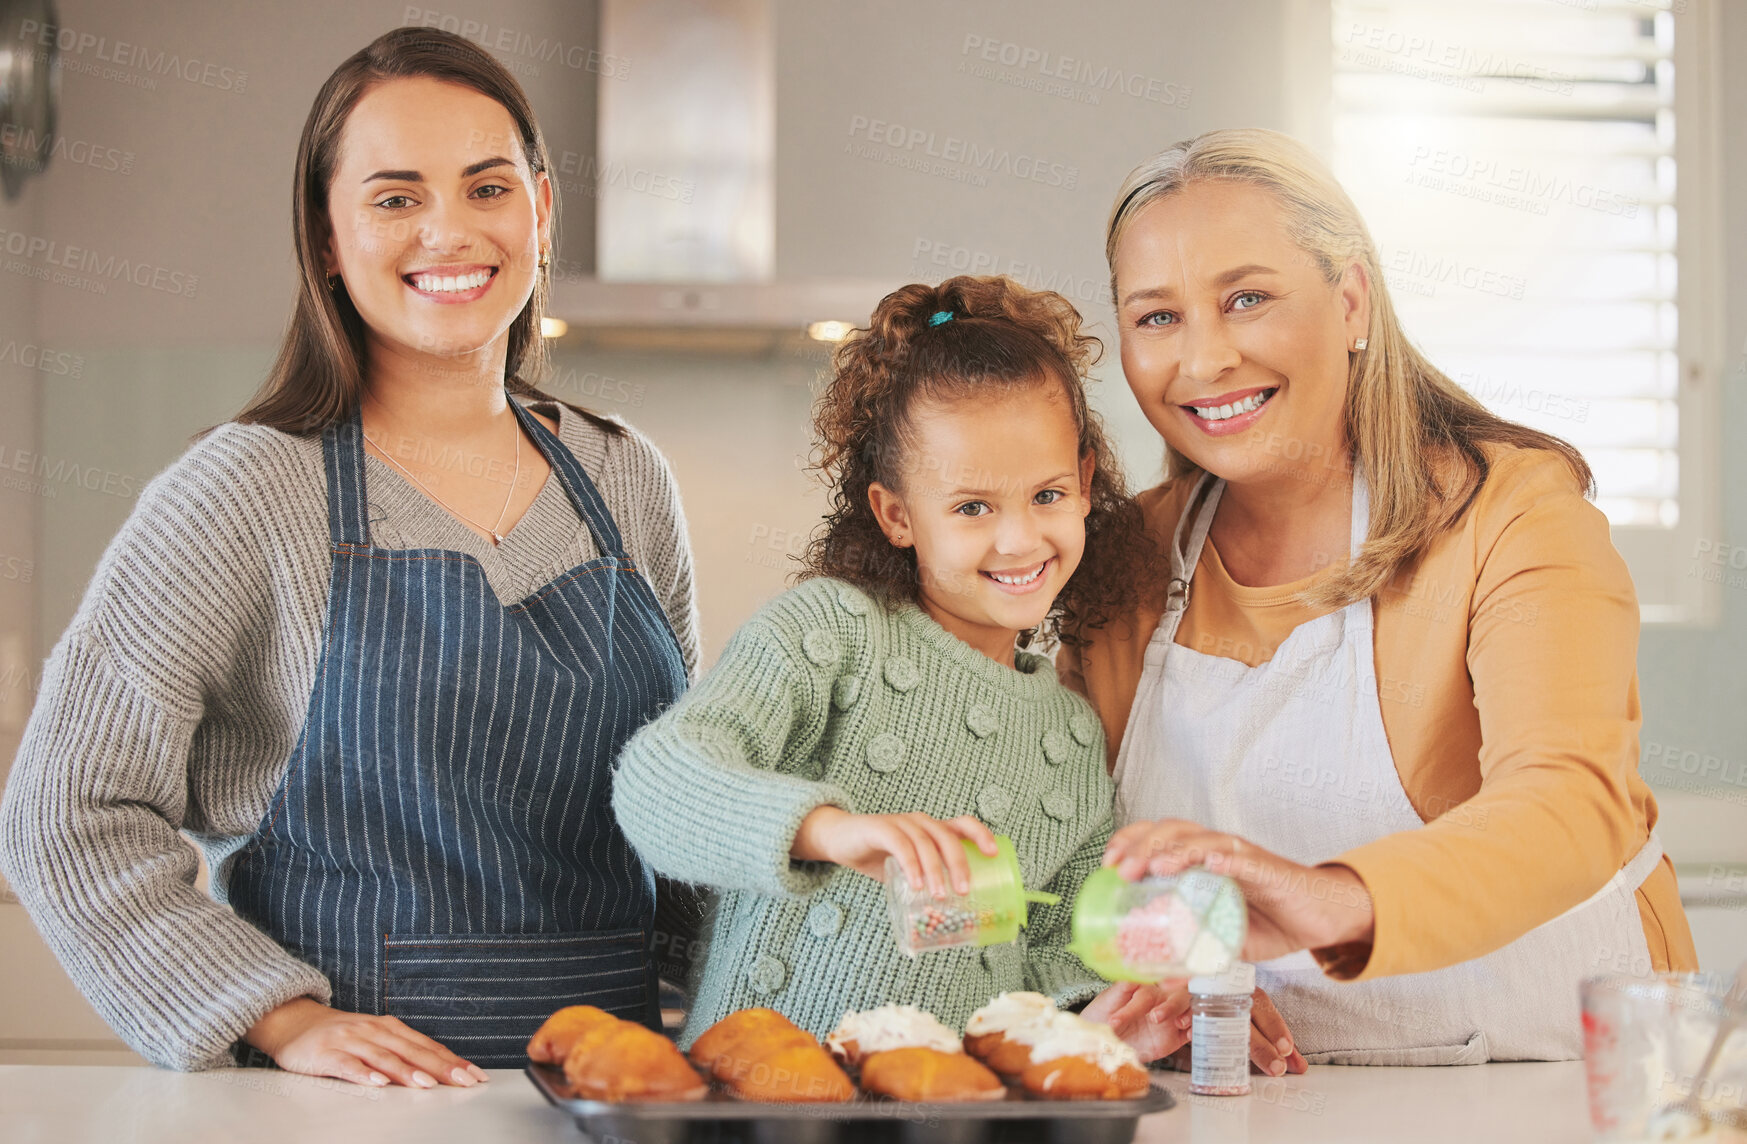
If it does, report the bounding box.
[1069,129,1695,1071]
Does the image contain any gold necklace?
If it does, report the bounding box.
[361,410,522,545]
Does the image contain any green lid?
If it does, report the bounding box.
[964,835,1059,947]
[1066,866,1246,982]
[1066,866,1141,979]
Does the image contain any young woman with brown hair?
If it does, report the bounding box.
[0,28,698,1084]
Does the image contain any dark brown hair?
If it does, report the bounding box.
[235,26,619,436]
[800,275,1151,648]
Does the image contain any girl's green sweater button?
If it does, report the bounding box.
[807,901,845,936]
[865,733,906,773]
[749,954,788,994]
[883,656,919,692]
[978,784,1012,824]
[965,704,1000,738]
[832,675,862,710]
[1042,788,1078,821]
[802,629,841,668]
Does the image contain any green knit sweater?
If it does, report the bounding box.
[612,577,1114,1048]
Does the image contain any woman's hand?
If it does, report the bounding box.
[1245,986,1310,1077]
[244,997,490,1088]
[1085,982,1309,1075]
[1103,819,1375,962]
[791,806,999,896]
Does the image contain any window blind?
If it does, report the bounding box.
[1332,0,1680,527]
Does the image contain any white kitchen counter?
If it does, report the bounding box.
[0,1061,1596,1144]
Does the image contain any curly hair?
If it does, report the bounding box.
[799,274,1153,648]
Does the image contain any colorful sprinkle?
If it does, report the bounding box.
[901,903,1014,953]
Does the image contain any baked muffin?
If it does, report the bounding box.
[723,1041,856,1103]
[825,1005,963,1068]
[860,1047,1005,1102]
[688,1008,812,1081]
[1016,1013,1149,1101]
[688,1008,854,1103]
[527,1005,621,1065]
[962,992,1060,1076]
[562,1020,708,1103]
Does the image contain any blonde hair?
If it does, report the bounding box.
[1105,127,1592,606]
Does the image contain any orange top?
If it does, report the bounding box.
[1059,446,1696,981]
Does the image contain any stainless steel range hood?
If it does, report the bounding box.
[546,0,895,344]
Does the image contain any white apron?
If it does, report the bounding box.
[1112,470,1660,1064]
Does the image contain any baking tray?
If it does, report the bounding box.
[526,1062,1174,1144]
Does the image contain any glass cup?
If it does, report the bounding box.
[1581,971,1747,1140]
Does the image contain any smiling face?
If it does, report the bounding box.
[323,76,550,368]
[1112,179,1370,488]
[867,382,1095,658]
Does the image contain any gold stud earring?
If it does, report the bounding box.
[538,247,550,269]
[326,273,339,292]
[1353,337,1368,351]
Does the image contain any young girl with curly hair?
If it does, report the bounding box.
[613,275,1155,1052]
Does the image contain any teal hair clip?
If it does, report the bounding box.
[928,310,954,327]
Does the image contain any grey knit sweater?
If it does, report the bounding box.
[612,577,1114,1049]
[0,399,699,1071]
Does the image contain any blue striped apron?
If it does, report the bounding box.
[227,398,686,1067]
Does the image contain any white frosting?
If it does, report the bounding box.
[965,992,1058,1037]
[1017,1011,1142,1073]
[1006,1010,1071,1047]
[826,1005,962,1057]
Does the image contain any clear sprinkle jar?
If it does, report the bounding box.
[1190,961,1255,1096]
[883,835,1059,956]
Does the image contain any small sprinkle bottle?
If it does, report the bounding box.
[1189,961,1255,1096]
[882,835,1058,955]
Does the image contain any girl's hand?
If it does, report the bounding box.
[1085,982,1309,1075]
[1081,981,1191,1063]
[791,806,999,896]
[245,997,490,1088]
[1103,819,1375,962]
